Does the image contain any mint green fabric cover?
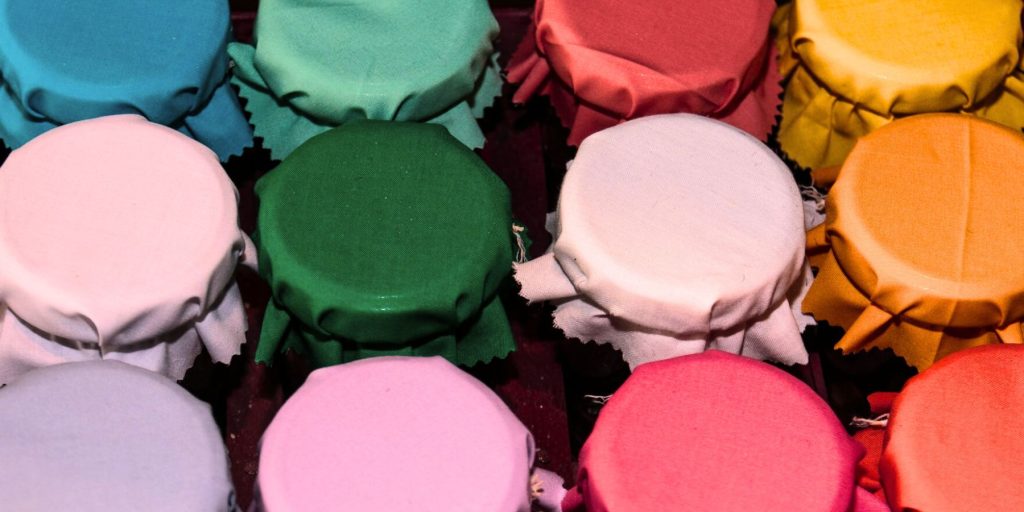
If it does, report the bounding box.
[254,121,517,367]
[229,0,502,160]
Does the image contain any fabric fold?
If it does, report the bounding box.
[506,0,782,145]
[516,114,810,369]
[773,0,1024,169]
[227,0,502,160]
[0,116,252,383]
[802,114,1024,370]
[0,0,251,160]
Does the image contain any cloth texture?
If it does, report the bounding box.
[881,345,1024,511]
[774,0,1024,169]
[515,114,810,369]
[0,0,251,160]
[562,351,870,511]
[228,0,501,160]
[0,115,254,383]
[253,356,558,512]
[506,0,782,145]
[803,115,1024,371]
[254,121,516,368]
[0,361,236,512]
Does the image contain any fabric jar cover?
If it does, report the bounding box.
[254,120,517,368]
[803,114,1024,372]
[228,0,502,160]
[253,356,564,512]
[0,0,251,160]
[0,360,237,512]
[773,0,1024,169]
[561,351,889,512]
[879,345,1024,510]
[515,114,811,370]
[506,0,782,145]
[0,115,255,383]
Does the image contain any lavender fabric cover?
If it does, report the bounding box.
[0,361,236,511]
[515,114,812,369]
[254,356,564,511]
[0,115,255,383]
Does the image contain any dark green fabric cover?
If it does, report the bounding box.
[254,120,516,367]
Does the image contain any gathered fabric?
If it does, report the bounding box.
[774,0,1024,169]
[228,0,502,160]
[803,114,1024,371]
[515,115,812,369]
[506,0,782,145]
[0,115,255,383]
[0,0,251,160]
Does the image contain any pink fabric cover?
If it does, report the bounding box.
[565,351,873,511]
[506,0,782,145]
[254,356,563,512]
[0,115,254,382]
[515,114,811,369]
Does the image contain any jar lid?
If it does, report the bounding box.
[229,0,502,158]
[804,114,1024,369]
[254,121,515,367]
[571,351,864,511]
[256,356,536,511]
[0,360,235,511]
[882,345,1024,510]
[788,0,1021,116]
[515,114,809,368]
[507,0,781,144]
[0,115,252,379]
[0,0,251,159]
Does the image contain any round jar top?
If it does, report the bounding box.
[535,0,774,118]
[257,356,533,512]
[578,351,860,511]
[255,121,513,343]
[0,115,241,341]
[246,0,497,123]
[883,345,1024,511]
[0,361,233,512]
[829,114,1024,328]
[792,0,1022,114]
[0,0,229,121]
[557,114,804,333]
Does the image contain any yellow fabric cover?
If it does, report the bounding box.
[774,0,1024,169]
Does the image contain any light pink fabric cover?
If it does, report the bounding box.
[254,356,563,512]
[515,114,811,369]
[0,115,254,382]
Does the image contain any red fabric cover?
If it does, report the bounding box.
[506,0,781,145]
[881,345,1024,511]
[564,351,866,511]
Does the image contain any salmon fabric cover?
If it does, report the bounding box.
[507,0,782,145]
[881,345,1024,511]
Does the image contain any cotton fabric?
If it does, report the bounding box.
[506,0,782,145]
[228,0,502,160]
[803,115,1024,371]
[774,0,1024,169]
[254,121,516,368]
[0,0,251,160]
[253,356,563,512]
[0,115,254,383]
[881,345,1024,511]
[515,114,811,369]
[0,361,236,511]
[563,351,884,511]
